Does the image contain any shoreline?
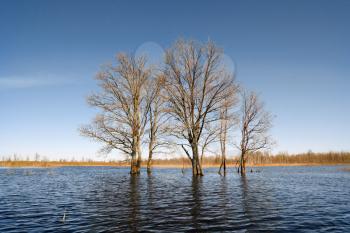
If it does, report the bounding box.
[1,161,350,168]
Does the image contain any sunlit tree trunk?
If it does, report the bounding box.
[219,105,229,175]
[130,145,138,174]
[191,141,203,176]
[147,109,155,173]
[147,139,153,174]
[131,136,142,175]
[219,148,226,175]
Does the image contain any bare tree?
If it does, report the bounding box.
[218,96,237,175]
[80,53,153,175]
[237,91,273,175]
[163,39,237,176]
[146,75,169,173]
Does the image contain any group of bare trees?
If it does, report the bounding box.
[81,39,272,176]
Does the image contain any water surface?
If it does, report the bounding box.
[0,166,349,232]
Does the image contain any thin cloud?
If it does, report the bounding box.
[0,75,74,89]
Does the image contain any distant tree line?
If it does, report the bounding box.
[246,151,350,165]
[80,39,273,176]
[2,152,350,167]
[141,151,350,166]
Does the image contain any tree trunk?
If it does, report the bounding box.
[130,149,139,175]
[130,136,141,175]
[191,157,196,175]
[239,151,245,175]
[223,159,226,174]
[136,136,142,173]
[147,150,152,174]
[192,142,203,176]
[219,156,226,175]
[219,142,226,175]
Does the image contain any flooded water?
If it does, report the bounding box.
[0,166,349,232]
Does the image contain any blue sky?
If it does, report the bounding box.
[0,0,349,160]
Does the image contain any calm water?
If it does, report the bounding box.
[0,166,349,232]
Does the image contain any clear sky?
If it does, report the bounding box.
[1,0,349,160]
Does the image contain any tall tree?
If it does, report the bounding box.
[146,75,169,173]
[163,39,236,176]
[80,53,153,175]
[237,91,273,175]
[218,96,237,175]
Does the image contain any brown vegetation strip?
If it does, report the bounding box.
[1,161,350,168]
[2,152,350,168]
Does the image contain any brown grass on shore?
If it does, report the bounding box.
[0,160,129,168]
[1,161,348,168]
[143,151,350,168]
[1,151,350,168]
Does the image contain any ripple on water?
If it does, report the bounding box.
[0,166,350,232]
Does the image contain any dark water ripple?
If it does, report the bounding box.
[0,166,349,232]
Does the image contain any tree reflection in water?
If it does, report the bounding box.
[79,168,281,232]
[190,176,203,231]
[239,174,281,231]
[128,175,140,232]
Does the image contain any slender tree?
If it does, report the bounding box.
[80,53,153,175]
[146,75,169,173]
[163,39,236,176]
[237,91,273,175]
[218,97,237,175]
[218,106,229,175]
